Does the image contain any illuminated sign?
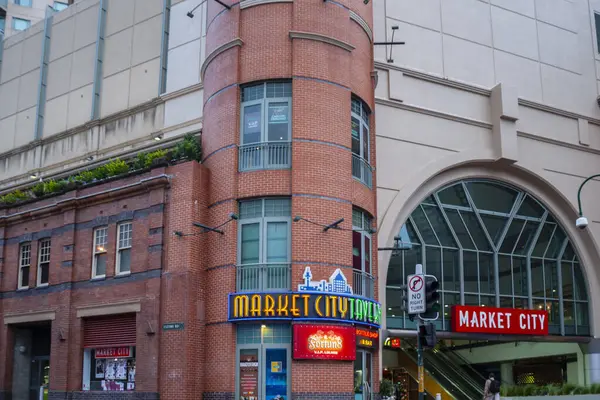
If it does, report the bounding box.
[228,292,382,328]
[298,266,353,294]
[95,347,131,359]
[293,324,356,360]
[356,328,379,349]
[384,337,401,349]
[451,306,548,335]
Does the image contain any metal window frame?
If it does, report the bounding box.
[116,222,133,275]
[90,0,106,120]
[36,238,51,287]
[351,99,370,162]
[92,226,108,279]
[18,242,31,289]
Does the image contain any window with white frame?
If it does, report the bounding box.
[14,0,32,7]
[37,239,51,286]
[351,98,372,187]
[237,198,291,291]
[12,17,30,31]
[116,222,132,275]
[352,208,374,298]
[92,227,108,278]
[53,1,69,11]
[18,243,31,289]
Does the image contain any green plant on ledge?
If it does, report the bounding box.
[0,190,29,205]
[502,382,600,396]
[172,133,202,162]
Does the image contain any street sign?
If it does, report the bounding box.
[407,274,425,314]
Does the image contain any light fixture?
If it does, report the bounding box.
[445,305,448,308]
[85,155,94,162]
[187,0,230,18]
[154,134,163,141]
[261,324,267,329]
[30,173,38,179]
[391,314,396,317]
[388,307,392,311]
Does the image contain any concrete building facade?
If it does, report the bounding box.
[1,0,73,38]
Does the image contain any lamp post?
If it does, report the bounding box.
[575,174,600,229]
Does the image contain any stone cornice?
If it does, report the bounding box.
[200,38,244,81]
[289,31,355,52]
[240,0,293,9]
[349,10,372,42]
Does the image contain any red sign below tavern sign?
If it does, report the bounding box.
[451,306,549,336]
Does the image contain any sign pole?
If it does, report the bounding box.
[417,318,424,400]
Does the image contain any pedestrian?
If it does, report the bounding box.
[484,373,501,400]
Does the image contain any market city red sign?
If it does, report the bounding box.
[95,347,131,359]
[451,306,548,335]
[293,324,356,360]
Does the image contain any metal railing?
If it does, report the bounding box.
[353,270,375,299]
[352,154,373,188]
[239,142,291,171]
[237,263,291,291]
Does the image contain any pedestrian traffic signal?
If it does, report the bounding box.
[419,275,440,320]
[418,323,437,348]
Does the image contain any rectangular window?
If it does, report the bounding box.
[18,243,31,289]
[12,17,30,31]
[92,227,108,278]
[352,208,373,298]
[53,1,69,11]
[37,239,51,286]
[0,17,5,34]
[14,0,32,7]
[351,98,372,187]
[238,198,291,291]
[116,222,132,275]
[596,13,600,54]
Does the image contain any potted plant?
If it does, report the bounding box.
[379,379,395,400]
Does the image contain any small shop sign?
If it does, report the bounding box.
[383,337,401,349]
[162,322,185,331]
[355,328,379,349]
[95,347,131,359]
[293,324,356,360]
[451,305,548,335]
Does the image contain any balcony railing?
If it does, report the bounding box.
[352,154,373,189]
[353,270,375,299]
[237,263,291,292]
[239,142,291,172]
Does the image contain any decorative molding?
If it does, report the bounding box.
[201,38,244,81]
[518,131,600,156]
[349,10,372,42]
[4,310,56,325]
[289,31,355,52]
[240,0,293,9]
[160,82,204,102]
[519,99,600,126]
[76,300,141,318]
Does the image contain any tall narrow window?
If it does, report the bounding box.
[116,222,132,275]
[351,98,372,188]
[352,208,374,298]
[37,239,51,286]
[237,198,291,291]
[92,227,108,278]
[595,13,600,54]
[18,243,31,289]
[239,81,292,171]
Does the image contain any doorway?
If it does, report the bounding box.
[354,350,372,400]
[11,323,51,400]
[29,357,49,400]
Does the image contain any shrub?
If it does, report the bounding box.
[31,182,46,198]
[172,133,201,162]
[133,152,148,170]
[92,164,109,180]
[0,190,30,205]
[145,149,168,168]
[379,379,394,397]
[561,383,576,395]
[75,170,95,184]
[591,383,600,394]
[43,180,65,194]
[105,158,130,177]
[573,386,591,394]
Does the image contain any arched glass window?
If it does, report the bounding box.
[386,180,590,336]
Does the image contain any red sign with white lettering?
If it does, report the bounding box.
[451,306,549,336]
[293,324,356,360]
[95,347,131,359]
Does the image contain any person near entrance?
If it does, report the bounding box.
[484,373,501,400]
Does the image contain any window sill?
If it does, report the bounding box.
[36,284,49,290]
[17,287,29,292]
[90,276,106,282]
[115,272,131,279]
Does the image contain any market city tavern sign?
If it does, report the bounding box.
[451,305,549,335]
[228,267,382,328]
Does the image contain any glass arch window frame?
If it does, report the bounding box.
[386,179,591,336]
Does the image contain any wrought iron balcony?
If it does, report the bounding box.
[353,270,375,299]
[352,153,373,189]
[239,142,291,172]
[237,263,291,292]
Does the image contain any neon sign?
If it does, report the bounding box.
[293,324,356,360]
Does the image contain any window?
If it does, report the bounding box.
[53,1,68,11]
[116,222,132,275]
[596,13,600,54]
[353,208,374,298]
[0,17,5,34]
[14,0,32,7]
[239,81,292,171]
[18,243,31,289]
[12,17,30,31]
[237,198,291,291]
[37,239,51,286]
[351,98,372,188]
[92,227,108,278]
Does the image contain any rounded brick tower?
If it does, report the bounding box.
[201,0,377,398]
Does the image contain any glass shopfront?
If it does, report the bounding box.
[236,324,291,400]
[354,350,372,400]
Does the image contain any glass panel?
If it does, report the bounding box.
[499,219,525,253]
[514,297,528,309]
[266,81,291,98]
[444,209,476,249]
[438,184,470,207]
[425,247,441,278]
[479,214,508,246]
[481,295,495,307]
[498,255,512,296]
[267,102,289,142]
[352,209,364,229]
[561,262,573,300]
[465,182,518,214]
[442,249,459,292]
[422,195,436,205]
[500,296,513,309]
[514,221,540,255]
[53,1,69,11]
[544,261,559,299]
[422,205,456,247]
[562,243,575,262]
[531,223,555,257]
[95,254,106,277]
[12,18,30,31]
[517,195,545,218]
[402,220,421,245]
[411,207,439,246]
[241,224,260,265]
[479,253,495,294]
[239,349,259,398]
[396,224,415,250]
[403,247,422,282]
[545,227,566,259]
[40,263,49,284]
[460,211,491,251]
[564,301,575,335]
[351,117,361,156]
[353,231,362,271]
[264,199,291,217]
[443,292,460,328]
[386,287,404,320]
[464,294,479,306]
[266,222,288,263]
[463,251,478,293]
[354,352,364,396]
[546,300,560,335]
[531,259,544,298]
[240,200,263,219]
[576,302,590,335]
[119,249,131,273]
[362,124,369,161]
[243,104,262,144]
[513,257,527,297]
[21,266,30,287]
[574,264,587,301]
[237,325,261,344]
[242,84,264,102]
[386,253,404,287]
[265,348,288,400]
[364,235,371,274]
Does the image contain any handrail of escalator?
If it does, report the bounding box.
[430,347,486,392]
[402,341,482,400]
[438,342,512,386]
[426,349,484,395]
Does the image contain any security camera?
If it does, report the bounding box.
[576,216,589,230]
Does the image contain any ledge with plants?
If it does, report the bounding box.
[0,134,201,208]
[501,383,600,398]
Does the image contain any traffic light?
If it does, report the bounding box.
[420,275,440,320]
[398,285,415,321]
[418,323,437,348]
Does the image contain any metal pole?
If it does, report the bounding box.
[417,320,424,400]
[577,173,600,216]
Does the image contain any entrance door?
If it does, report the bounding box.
[29,357,49,400]
[354,351,372,400]
[237,345,291,400]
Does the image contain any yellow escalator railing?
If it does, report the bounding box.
[396,349,455,399]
